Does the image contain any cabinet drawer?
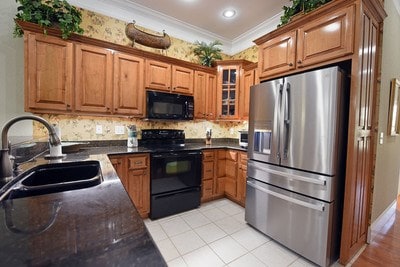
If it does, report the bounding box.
[226,150,238,161]
[202,150,215,161]
[203,161,214,180]
[128,155,148,170]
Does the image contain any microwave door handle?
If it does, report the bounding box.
[283,82,291,159]
[247,180,325,212]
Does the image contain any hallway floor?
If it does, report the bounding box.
[352,196,400,266]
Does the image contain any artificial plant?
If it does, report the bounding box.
[279,0,332,27]
[192,40,223,67]
[14,0,84,39]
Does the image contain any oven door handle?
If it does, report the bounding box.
[247,180,325,212]
[152,151,202,158]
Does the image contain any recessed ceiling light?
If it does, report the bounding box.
[223,9,236,18]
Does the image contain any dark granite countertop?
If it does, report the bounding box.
[0,154,166,267]
[0,139,247,266]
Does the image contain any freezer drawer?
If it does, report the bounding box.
[248,160,336,202]
[245,178,338,267]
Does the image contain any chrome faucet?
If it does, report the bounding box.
[0,115,61,183]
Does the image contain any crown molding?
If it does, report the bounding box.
[68,0,278,55]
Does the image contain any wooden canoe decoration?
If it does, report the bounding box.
[125,21,171,49]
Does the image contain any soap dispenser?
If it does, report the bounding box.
[127,125,138,148]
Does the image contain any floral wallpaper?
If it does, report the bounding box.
[32,8,256,141]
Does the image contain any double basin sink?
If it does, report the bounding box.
[2,161,103,200]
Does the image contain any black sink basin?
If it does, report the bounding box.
[6,161,102,199]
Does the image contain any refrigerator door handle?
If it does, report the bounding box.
[276,83,284,159]
[247,180,326,212]
[250,162,327,186]
[283,82,291,159]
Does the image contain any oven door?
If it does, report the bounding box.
[150,150,202,219]
[150,150,202,195]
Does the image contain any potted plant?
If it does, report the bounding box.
[192,40,223,67]
[279,0,332,27]
[14,0,84,39]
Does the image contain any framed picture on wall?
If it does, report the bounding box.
[388,78,400,136]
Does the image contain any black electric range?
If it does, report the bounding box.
[141,129,202,219]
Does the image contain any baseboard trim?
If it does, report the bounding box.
[368,198,397,243]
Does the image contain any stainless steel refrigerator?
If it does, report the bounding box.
[245,66,348,267]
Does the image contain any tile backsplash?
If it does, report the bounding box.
[33,115,249,141]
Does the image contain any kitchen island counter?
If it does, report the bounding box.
[0,153,166,267]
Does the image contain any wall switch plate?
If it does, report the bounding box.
[115,125,125,135]
[95,125,103,135]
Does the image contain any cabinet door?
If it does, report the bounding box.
[217,66,240,119]
[206,74,217,120]
[240,68,255,120]
[127,169,150,217]
[26,33,73,112]
[194,71,207,119]
[75,44,113,113]
[145,59,171,92]
[113,52,145,116]
[109,155,127,187]
[127,154,150,217]
[258,31,296,78]
[237,152,248,205]
[224,150,238,198]
[297,5,354,68]
[172,65,194,95]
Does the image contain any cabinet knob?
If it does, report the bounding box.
[297,60,302,64]
[288,63,293,67]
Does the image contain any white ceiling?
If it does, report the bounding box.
[69,0,291,55]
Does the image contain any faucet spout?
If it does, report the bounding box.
[0,115,61,182]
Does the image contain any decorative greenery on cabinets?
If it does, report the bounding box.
[14,0,84,39]
[192,40,223,67]
[279,0,332,27]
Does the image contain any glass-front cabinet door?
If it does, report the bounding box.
[217,65,240,120]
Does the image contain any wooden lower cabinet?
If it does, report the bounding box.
[201,149,247,206]
[237,152,248,206]
[109,154,150,218]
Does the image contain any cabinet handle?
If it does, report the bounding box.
[297,60,302,64]
[288,63,293,67]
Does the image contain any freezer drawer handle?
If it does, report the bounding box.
[247,181,325,212]
[250,162,326,186]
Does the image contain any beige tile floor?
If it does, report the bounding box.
[143,198,327,267]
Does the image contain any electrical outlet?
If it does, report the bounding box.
[115,125,125,135]
[230,128,234,135]
[95,125,103,135]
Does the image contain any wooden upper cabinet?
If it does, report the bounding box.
[216,65,241,120]
[113,52,145,116]
[75,43,113,113]
[258,31,297,78]
[145,59,194,95]
[25,32,73,112]
[194,71,207,119]
[145,59,171,92]
[172,65,194,94]
[256,3,355,80]
[194,71,217,119]
[296,5,355,68]
[240,65,258,120]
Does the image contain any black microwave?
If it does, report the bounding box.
[146,90,194,120]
